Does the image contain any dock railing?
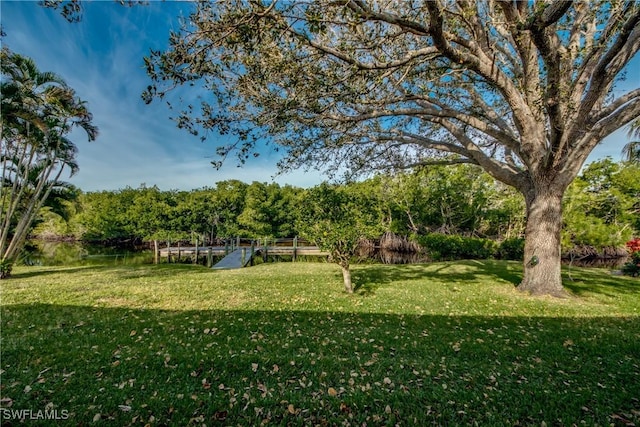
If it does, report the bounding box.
[157,237,326,266]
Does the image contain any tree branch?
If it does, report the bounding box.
[574,5,640,124]
[433,117,524,189]
[592,88,640,124]
[302,36,439,70]
[346,0,431,36]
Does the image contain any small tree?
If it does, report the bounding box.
[296,183,383,293]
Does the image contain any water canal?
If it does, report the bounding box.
[20,240,628,269]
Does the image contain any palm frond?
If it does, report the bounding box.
[622,140,640,163]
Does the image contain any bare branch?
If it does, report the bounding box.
[302,36,439,70]
[527,1,573,29]
[592,88,640,125]
[346,0,431,36]
[574,4,640,122]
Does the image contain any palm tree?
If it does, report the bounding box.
[622,119,640,163]
[0,47,97,278]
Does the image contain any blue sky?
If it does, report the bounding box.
[1,0,327,191]
[1,1,637,192]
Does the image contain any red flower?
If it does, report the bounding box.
[626,238,640,253]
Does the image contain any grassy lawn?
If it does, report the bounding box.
[1,260,639,426]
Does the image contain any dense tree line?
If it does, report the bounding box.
[51,181,301,245]
[563,159,640,251]
[32,161,639,255]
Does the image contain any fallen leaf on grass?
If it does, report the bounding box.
[214,410,228,420]
[257,383,268,397]
[610,413,635,426]
[327,387,338,396]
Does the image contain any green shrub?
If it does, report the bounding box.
[496,237,525,260]
[0,259,13,279]
[416,233,498,261]
[622,252,640,277]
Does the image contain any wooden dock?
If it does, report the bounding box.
[211,248,255,269]
[157,238,328,269]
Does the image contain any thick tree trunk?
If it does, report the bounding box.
[340,263,353,294]
[517,189,567,297]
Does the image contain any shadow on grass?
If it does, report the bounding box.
[9,265,110,279]
[9,263,212,281]
[351,265,420,295]
[352,260,639,299]
[352,260,523,295]
[1,303,639,426]
[562,266,640,297]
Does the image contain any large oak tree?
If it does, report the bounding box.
[144,0,640,296]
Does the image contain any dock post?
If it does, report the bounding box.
[178,242,182,262]
[207,247,213,268]
[241,248,246,266]
[237,236,241,250]
[263,237,268,262]
[195,236,199,265]
[293,236,298,262]
[250,240,255,266]
[154,239,159,265]
[225,239,229,255]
